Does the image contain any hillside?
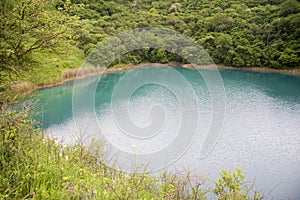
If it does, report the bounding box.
[1,0,300,99]
[68,0,300,68]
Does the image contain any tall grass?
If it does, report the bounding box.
[0,104,263,199]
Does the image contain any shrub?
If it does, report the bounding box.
[214,168,262,200]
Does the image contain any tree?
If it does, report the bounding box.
[278,47,300,68]
[215,33,233,64]
[214,168,261,200]
[207,13,234,32]
[280,0,300,16]
[169,3,182,13]
[0,0,76,72]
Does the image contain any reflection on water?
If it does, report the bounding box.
[31,67,300,199]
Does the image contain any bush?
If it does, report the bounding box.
[214,168,262,200]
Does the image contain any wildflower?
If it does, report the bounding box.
[132,144,137,149]
[65,155,69,161]
[92,189,96,196]
[71,185,75,190]
[59,152,63,157]
[66,185,69,190]
[79,168,84,174]
[87,194,91,199]
[63,176,70,181]
[31,191,35,195]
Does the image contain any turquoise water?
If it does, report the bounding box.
[30,66,300,199]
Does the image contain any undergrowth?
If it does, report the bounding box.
[0,104,263,199]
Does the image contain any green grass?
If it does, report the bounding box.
[27,46,85,86]
[0,46,84,102]
[0,106,263,200]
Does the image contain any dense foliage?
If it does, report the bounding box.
[0,0,84,98]
[0,0,299,98]
[64,0,300,68]
[0,0,85,75]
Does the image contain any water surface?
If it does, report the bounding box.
[31,66,300,199]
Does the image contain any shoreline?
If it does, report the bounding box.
[24,62,300,96]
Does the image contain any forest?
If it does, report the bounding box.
[1,0,300,98]
[68,0,300,68]
[0,0,300,97]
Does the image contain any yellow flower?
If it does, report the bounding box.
[63,176,70,181]
[132,144,137,149]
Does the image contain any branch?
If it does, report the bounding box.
[20,27,69,57]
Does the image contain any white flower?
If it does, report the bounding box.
[65,155,69,161]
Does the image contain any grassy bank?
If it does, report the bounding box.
[4,58,300,101]
[0,105,262,199]
[1,47,84,100]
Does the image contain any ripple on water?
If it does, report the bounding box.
[34,67,300,199]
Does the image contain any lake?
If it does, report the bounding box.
[30,66,300,199]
